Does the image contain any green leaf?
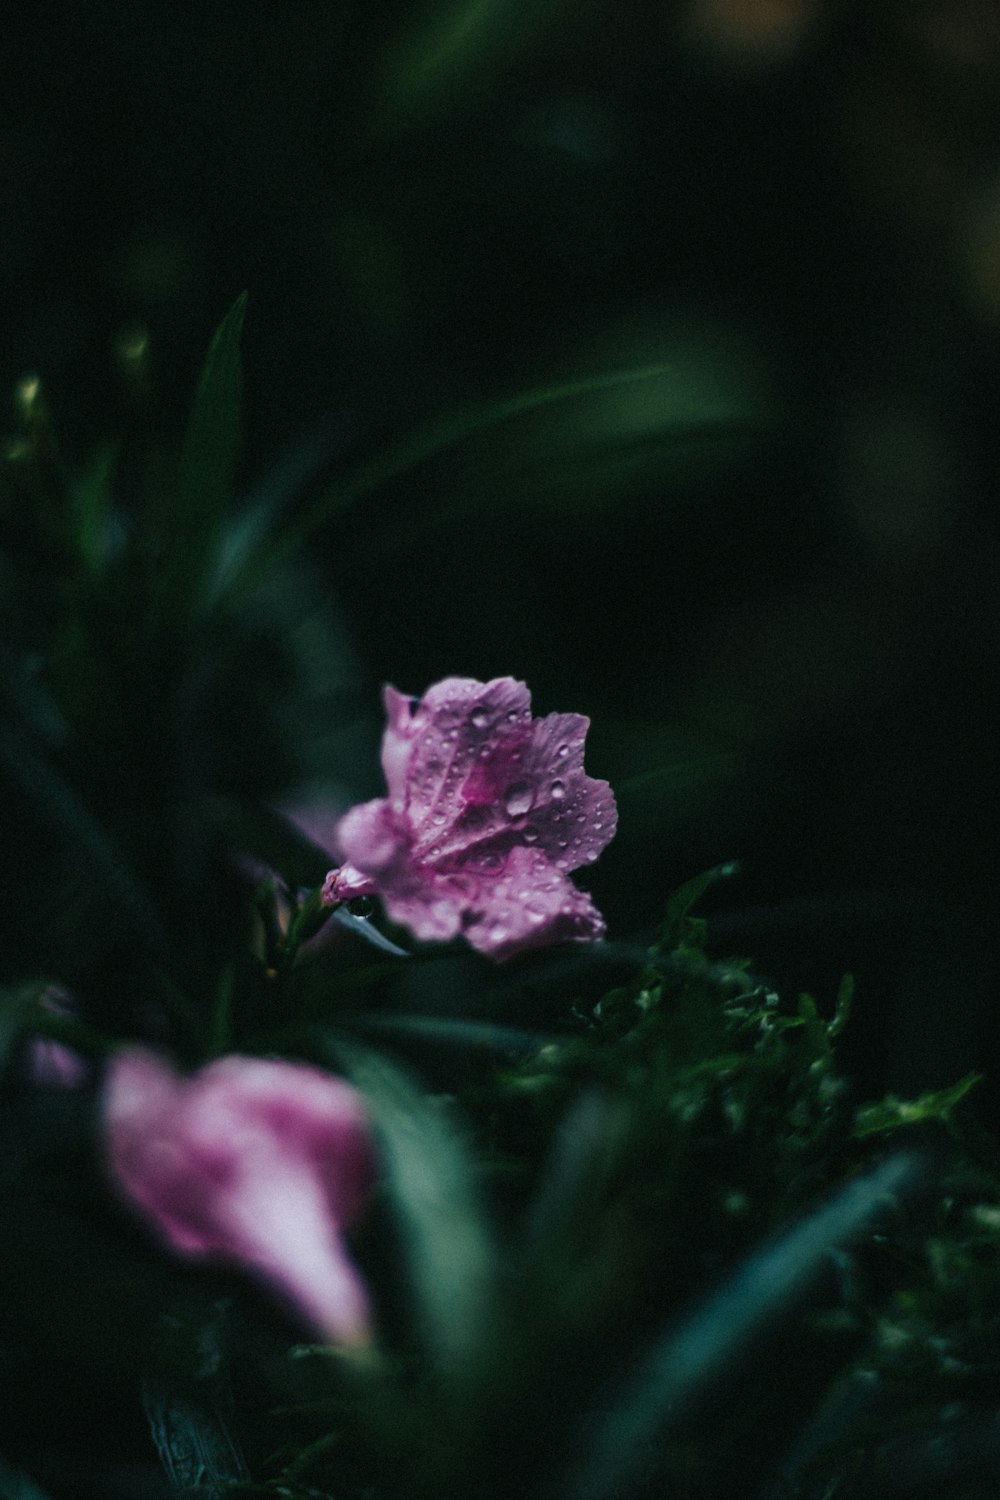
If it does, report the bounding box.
[0,1456,56,1499]
[567,1152,922,1500]
[375,0,577,131]
[71,441,118,580]
[316,1035,499,1391]
[168,293,247,614]
[657,862,740,952]
[227,359,712,603]
[0,719,168,963]
[852,1073,984,1138]
[616,757,738,810]
[829,972,854,1039]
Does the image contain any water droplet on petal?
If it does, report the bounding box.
[576,813,586,824]
[503,781,534,818]
[557,743,569,758]
[557,839,568,849]
[433,812,446,825]
[526,908,545,924]
[476,851,504,873]
[347,895,374,918]
[506,710,518,723]
[471,707,489,729]
[490,924,508,943]
[551,780,565,799]
[594,820,603,830]
[523,824,540,843]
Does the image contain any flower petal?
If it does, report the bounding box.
[104,1050,375,1344]
[326,676,616,961]
[460,845,606,959]
[401,677,532,853]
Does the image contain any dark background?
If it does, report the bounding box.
[3,0,1000,1101]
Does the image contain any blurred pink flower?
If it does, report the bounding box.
[104,1050,376,1345]
[322,676,617,960]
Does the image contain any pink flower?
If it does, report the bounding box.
[103,1050,376,1345]
[322,676,617,961]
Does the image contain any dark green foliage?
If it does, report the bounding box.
[2,302,1000,1500]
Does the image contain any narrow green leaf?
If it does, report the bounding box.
[227,360,696,603]
[852,1073,984,1139]
[616,757,738,809]
[317,1035,499,1389]
[70,440,119,579]
[169,293,247,613]
[0,720,168,962]
[568,1152,922,1500]
[377,0,574,130]
[829,972,854,1039]
[346,1012,547,1056]
[658,861,740,952]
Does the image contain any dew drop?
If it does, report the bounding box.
[503,781,534,818]
[526,909,546,925]
[523,824,540,843]
[489,924,508,943]
[506,710,518,723]
[557,743,569,759]
[476,850,504,874]
[557,839,568,849]
[594,820,603,830]
[575,813,586,824]
[432,812,446,825]
[471,707,489,729]
[347,896,374,919]
[551,779,566,799]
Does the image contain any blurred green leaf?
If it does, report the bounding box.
[317,1035,499,1391]
[853,1074,983,1139]
[568,1152,922,1500]
[0,1456,55,1499]
[829,972,855,1039]
[168,293,247,615]
[376,0,577,132]
[229,360,699,601]
[71,442,118,581]
[658,861,740,952]
[0,719,168,963]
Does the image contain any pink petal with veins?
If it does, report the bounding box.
[323,677,616,960]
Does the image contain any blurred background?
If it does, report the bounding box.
[3,0,1000,1102]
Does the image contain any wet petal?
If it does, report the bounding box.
[459,845,607,959]
[326,677,616,962]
